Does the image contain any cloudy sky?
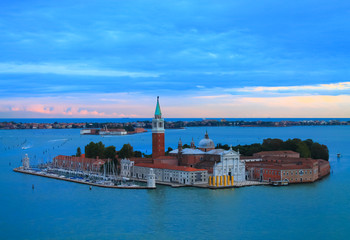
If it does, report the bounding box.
[1,0,349,118]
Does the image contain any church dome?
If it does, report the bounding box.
[198,131,215,149]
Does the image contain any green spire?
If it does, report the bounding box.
[155,96,162,118]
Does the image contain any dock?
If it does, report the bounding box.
[207,181,270,189]
[129,177,186,188]
[13,168,156,189]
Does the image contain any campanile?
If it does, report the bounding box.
[152,96,165,159]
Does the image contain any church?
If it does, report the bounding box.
[120,97,246,185]
[169,132,245,182]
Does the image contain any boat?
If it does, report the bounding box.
[272,181,289,186]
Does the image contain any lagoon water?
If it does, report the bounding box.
[1,126,350,239]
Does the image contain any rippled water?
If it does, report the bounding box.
[1,126,349,239]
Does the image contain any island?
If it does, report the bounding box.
[14,97,331,189]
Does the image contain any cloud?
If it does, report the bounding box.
[0,93,156,118]
[193,94,232,99]
[192,81,350,100]
[0,92,349,118]
[235,81,350,93]
[0,63,160,78]
[1,1,350,118]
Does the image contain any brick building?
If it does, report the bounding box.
[253,150,300,158]
[121,160,208,185]
[169,135,246,182]
[152,96,165,159]
[245,151,330,184]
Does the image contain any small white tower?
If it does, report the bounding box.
[22,154,30,170]
[147,168,156,188]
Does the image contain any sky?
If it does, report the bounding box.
[0,0,350,118]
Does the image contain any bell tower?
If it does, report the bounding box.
[152,96,165,159]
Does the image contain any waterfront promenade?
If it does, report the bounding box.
[13,168,156,189]
[14,167,269,190]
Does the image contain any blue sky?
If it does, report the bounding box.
[0,0,350,118]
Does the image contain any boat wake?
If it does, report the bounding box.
[21,145,32,150]
[48,139,68,142]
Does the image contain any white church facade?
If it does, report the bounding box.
[213,148,246,182]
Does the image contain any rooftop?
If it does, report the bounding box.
[246,157,319,170]
[135,163,206,172]
[254,150,299,155]
[170,148,237,156]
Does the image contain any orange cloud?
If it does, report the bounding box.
[0,94,349,118]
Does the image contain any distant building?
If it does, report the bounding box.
[169,132,246,182]
[120,159,208,185]
[245,151,330,183]
[119,97,209,186]
[22,154,30,169]
[99,128,127,135]
[80,129,99,135]
[120,158,134,177]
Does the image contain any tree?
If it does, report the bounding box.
[85,141,105,158]
[124,124,135,132]
[165,147,173,155]
[303,139,314,149]
[216,143,230,150]
[104,146,116,160]
[227,138,327,160]
[134,150,142,157]
[246,143,263,156]
[118,143,134,159]
[76,147,81,157]
[281,138,301,151]
[183,144,190,149]
[96,141,105,157]
[85,142,97,158]
[311,143,329,160]
[262,138,283,151]
[296,141,311,158]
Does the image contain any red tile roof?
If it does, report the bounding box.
[246,157,318,170]
[154,156,177,160]
[135,163,206,172]
[255,150,299,155]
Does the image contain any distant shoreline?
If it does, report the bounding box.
[1,118,349,130]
